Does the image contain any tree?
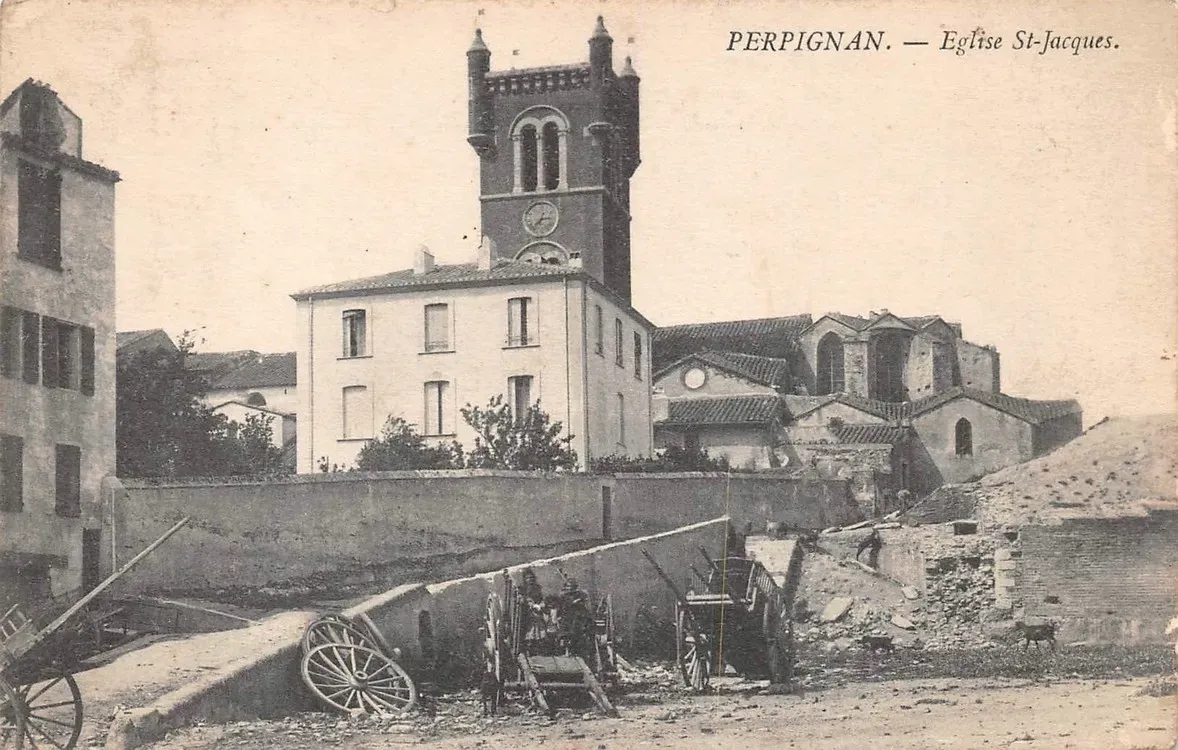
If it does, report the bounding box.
[460,395,578,471]
[589,445,732,473]
[355,416,464,471]
[116,333,289,478]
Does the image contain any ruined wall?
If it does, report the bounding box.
[957,340,1000,392]
[1018,508,1178,644]
[1032,412,1084,456]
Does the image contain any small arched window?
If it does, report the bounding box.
[955,418,973,456]
[245,391,267,407]
[541,122,561,190]
[816,333,845,395]
[519,125,538,193]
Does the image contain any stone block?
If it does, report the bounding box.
[891,614,916,630]
[821,597,854,623]
[902,586,920,600]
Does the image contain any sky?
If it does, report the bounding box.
[1,0,1174,423]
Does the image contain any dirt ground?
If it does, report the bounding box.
[145,670,1177,750]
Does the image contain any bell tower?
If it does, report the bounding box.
[466,17,641,303]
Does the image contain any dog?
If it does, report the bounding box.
[1013,620,1057,651]
[858,634,895,654]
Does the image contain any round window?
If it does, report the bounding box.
[684,367,706,390]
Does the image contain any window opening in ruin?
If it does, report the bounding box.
[952,519,978,535]
[1044,595,1060,604]
[955,418,973,456]
[815,332,845,395]
[871,331,910,402]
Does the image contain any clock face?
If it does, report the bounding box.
[684,367,707,390]
[523,201,559,237]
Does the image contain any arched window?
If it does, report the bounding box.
[512,108,569,193]
[955,418,973,456]
[245,391,267,407]
[519,124,538,193]
[815,333,845,395]
[515,241,569,266]
[541,122,561,190]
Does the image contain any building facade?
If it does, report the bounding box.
[0,80,119,605]
[293,19,653,472]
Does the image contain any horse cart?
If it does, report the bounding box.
[642,545,795,692]
[0,517,190,749]
[482,568,619,717]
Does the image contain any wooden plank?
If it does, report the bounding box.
[517,653,551,715]
[577,657,618,717]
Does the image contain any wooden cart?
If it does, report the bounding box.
[483,569,618,717]
[643,546,794,692]
[0,517,190,749]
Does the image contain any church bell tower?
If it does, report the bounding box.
[466,17,641,304]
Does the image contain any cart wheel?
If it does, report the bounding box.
[301,643,416,714]
[7,669,83,750]
[766,604,794,685]
[593,594,618,680]
[0,678,25,750]
[302,615,379,655]
[675,604,710,692]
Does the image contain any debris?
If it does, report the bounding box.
[890,615,916,630]
[821,597,854,623]
[901,587,920,601]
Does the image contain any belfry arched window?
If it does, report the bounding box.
[816,333,845,395]
[512,108,569,193]
[955,418,973,456]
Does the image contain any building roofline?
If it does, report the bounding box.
[1,133,120,183]
[211,399,295,419]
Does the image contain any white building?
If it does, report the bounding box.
[292,242,653,472]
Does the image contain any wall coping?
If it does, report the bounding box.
[119,470,853,489]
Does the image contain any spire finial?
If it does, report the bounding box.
[592,15,611,40]
[620,55,638,78]
[468,28,489,53]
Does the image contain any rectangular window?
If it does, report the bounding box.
[40,316,59,388]
[424,381,450,435]
[80,326,95,396]
[614,319,624,366]
[617,393,626,446]
[18,160,62,270]
[594,305,604,355]
[0,307,20,379]
[21,311,39,384]
[342,310,367,358]
[0,434,23,513]
[507,297,533,347]
[509,375,533,425]
[633,332,643,380]
[424,303,450,352]
[342,385,372,439]
[55,444,81,518]
[54,321,78,389]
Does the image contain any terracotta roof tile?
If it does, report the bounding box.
[291,260,583,300]
[211,353,297,389]
[660,395,784,427]
[651,315,811,371]
[655,350,792,389]
[832,424,911,445]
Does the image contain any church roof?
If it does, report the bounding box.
[659,395,784,427]
[806,311,962,337]
[651,314,812,371]
[785,388,1081,426]
[653,350,792,389]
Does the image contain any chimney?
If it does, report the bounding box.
[476,235,498,271]
[413,245,435,275]
[651,389,669,423]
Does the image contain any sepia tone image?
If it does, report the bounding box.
[0,0,1174,747]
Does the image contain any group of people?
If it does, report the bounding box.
[517,568,596,661]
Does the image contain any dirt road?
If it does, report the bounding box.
[146,673,1176,750]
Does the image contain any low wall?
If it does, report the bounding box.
[105,519,729,750]
[111,471,857,597]
[1019,507,1178,644]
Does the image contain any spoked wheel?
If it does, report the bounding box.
[4,669,83,749]
[593,594,618,681]
[301,643,416,714]
[675,604,711,692]
[483,594,504,697]
[0,677,25,750]
[302,614,379,654]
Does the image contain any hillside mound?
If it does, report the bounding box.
[912,414,1178,526]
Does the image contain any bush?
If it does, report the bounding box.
[590,445,731,473]
[355,417,464,471]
